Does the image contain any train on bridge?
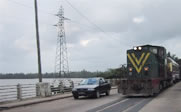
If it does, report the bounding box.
[118,45,180,96]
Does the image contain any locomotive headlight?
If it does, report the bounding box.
[138,46,142,50]
[144,67,149,71]
[134,47,137,50]
[129,67,133,72]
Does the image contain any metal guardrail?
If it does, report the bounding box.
[21,84,36,99]
[0,79,118,103]
[50,80,78,95]
[0,82,76,103]
[0,84,36,103]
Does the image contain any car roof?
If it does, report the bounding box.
[87,77,103,80]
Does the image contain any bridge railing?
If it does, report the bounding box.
[0,83,74,103]
[21,84,36,99]
[0,85,17,103]
[0,84,36,103]
[0,79,118,103]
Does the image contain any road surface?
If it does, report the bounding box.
[1,89,153,112]
[140,82,181,112]
[2,82,181,112]
[2,89,123,112]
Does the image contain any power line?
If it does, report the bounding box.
[6,0,116,38]
[2,0,97,31]
[7,0,33,8]
[67,20,95,30]
[5,0,94,29]
[64,0,107,34]
[64,0,120,41]
[6,0,54,16]
[6,0,107,32]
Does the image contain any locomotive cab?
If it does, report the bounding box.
[119,45,169,96]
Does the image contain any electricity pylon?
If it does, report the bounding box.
[54,6,69,78]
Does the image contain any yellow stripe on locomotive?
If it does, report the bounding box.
[127,52,150,74]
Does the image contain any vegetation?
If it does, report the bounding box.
[0,52,180,79]
[167,52,180,62]
[96,65,127,79]
[0,66,127,79]
[0,71,96,79]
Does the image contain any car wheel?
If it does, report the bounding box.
[95,91,100,98]
[73,95,79,99]
[106,90,110,96]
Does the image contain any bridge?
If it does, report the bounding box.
[0,82,181,112]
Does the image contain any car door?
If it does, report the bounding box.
[103,79,110,92]
[99,78,107,93]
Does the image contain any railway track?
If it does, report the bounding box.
[88,97,153,112]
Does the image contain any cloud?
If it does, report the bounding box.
[0,0,181,73]
[67,43,75,48]
[133,16,145,24]
[0,25,4,32]
[80,40,91,47]
[67,32,130,71]
[14,36,35,52]
[80,38,98,47]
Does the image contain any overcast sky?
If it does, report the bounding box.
[0,0,181,73]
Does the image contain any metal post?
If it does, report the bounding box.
[59,80,64,93]
[36,84,39,96]
[34,0,42,82]
[17,84,22,100]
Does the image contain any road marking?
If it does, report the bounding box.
[96,99,129,112]
[122,99,146,112]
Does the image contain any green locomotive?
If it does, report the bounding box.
[118,45,179,96]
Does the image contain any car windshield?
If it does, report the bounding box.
[79,78,98,85]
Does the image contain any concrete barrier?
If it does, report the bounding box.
[107,79,121,86]
[36,82,51,97]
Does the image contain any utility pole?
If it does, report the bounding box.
[34,0,42,82]
[54,6,69,78]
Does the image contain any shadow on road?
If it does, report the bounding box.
[75,94,110,100]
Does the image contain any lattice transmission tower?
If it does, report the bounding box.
[54,5,69,78]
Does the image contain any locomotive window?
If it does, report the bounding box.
[165,59,167,66]
[150,47,157,54]
[159,49,164,57]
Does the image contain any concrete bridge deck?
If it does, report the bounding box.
[140,82,181,112]
[0,93,72,110]
[1,83,181,112]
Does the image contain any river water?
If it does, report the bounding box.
[0,78,83,102]
[0,78,83,86]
